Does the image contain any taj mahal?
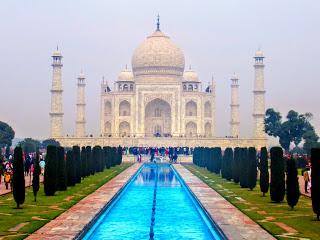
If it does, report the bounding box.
[50,18,267,148]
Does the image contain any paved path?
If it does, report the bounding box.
[0,175,44,196]
[25,163,141,240]
[174,164,275,240]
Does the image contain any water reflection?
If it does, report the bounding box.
[134,164,181,187]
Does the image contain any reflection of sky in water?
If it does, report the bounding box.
[84,164,220,240]
[134,165,181,187]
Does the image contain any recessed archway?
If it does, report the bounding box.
[145,98,171,137]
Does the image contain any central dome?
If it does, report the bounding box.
[132,30,185,77]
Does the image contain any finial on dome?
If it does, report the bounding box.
[156,14,160,31]
[189,65,191,70]
[125,64,128,70]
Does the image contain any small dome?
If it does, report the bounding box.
[131,30,185,77]
[183,67,199,82]
[255,49,264,58]
[78,71,85,79]
[117,67,134,82]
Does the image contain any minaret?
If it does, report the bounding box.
[75,71,86,137]
[230,73,240,137]
[50,48,64,138]
[253,50,266,138]
[211,76,216,136]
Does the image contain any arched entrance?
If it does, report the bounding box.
[145,98,171,137]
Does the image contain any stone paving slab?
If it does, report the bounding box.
[25,163,141,240]
[174,164,275,240]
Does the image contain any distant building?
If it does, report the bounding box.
[50,18,266,148]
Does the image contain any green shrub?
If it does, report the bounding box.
[286,157,300,209]
[270,147,285,203]
[66,150,76,186]
[12,146,25,208]
[247,147,257,190]
[56,147,67,191]
[232,147,241,184]
[259,147,269,196]
[44,145,58,196]
[32,152,41,201]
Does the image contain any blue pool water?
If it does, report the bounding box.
[83,164,223,240]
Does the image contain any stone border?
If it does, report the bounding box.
[26,163,141,240]
[174,164,275,240]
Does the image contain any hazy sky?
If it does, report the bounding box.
[1,0,319,140]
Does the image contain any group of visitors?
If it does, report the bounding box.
[0,152,45,192]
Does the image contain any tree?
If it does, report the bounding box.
[117,146,123,165]
[264,108,282,137]
[32,152,41,202]
[286,157,300,209]
[303,125,319,154]
[73,146,81,183]
[66,150,76,186]
[232,147,240,184]
[265,109,319,153]
[270,147,285,203]
[239,148,249,188]
[86,146,92,176]
[0,121,15,148]
[18,138,41,154]
[259,147,269,196]
[247,147,257,190]
[93,146,100,173]
[80,146,87,178]
[12,146,25,208]
[223,148,233,181]
[311,148,320,220]
[56,147,67,191]
[44,145,58,196]
[41,139,60,149]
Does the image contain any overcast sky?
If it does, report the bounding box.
[1,0,319,141]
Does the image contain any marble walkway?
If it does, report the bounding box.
[174,164,275,240]
[25,163,141,240]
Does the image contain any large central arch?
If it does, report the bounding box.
[145,98,171,137]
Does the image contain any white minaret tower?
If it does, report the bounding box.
[230,73,240,137]
[50,48,64,138]
[253,50,266,138]
[75,71,86,137]
[211,76,216,137]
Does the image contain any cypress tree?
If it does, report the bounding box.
[86,146,92,176]
[221,149,227,179]
[270,147,285,203]
[32,152,41,202]
[259,147,269,196]
[117,146,123,165]
[240,148,249,188]
[66,150,76,186]
[12,146,25,208]
[99,146,105,172]
[224,148,233,181]
[73,146,81,183]
[247,147,257,190]
[232,147,240,184]
[286,157,300,209]
[80,146,86,178]
[44,145,58,196]
[56,147,67,191]
[216,147,222,175]
[311,148,320,220]
[105,146,111,169]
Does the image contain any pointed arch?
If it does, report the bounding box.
[204,101,212,118]
[186,121,197,137]
[186,100,197,117]
[205,122,212,137]
[119,100,131,116]
[119,121,130,137]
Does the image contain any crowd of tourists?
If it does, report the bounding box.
[0,152,45,191]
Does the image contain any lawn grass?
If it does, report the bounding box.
[184,164,319,240]
[0,163,132,240]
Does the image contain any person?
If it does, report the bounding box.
[4,161,13,190]
[303,168,310,193]
[307,167,312,193]
[39,156,45,176]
